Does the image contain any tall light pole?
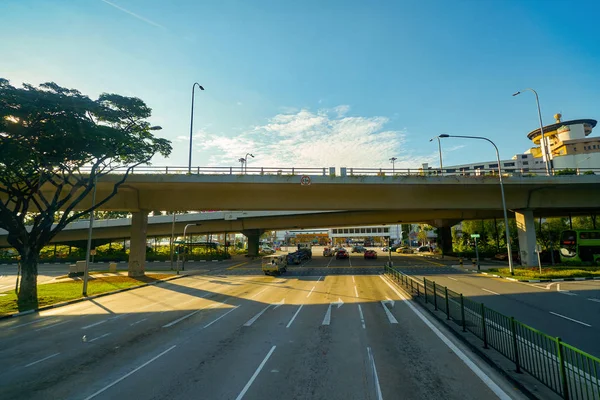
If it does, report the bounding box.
[244,153,254,173]
[82,175,98,296]
[429,136,444,175]
[389,157,397,175]
[170,212,177,270]
[512,89,551,175]
[438,134,514,275]
[189,83,205,174]
[181,223,201,274]
[238,157,245,173]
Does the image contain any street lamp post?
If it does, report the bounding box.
[181,223,201,274]
[170,213,176,270]
[82,175,98,296]
[238,157,245,173]
[429,136,444,175]
[389,157,397,175]
[244,153,254,174]
[512,89,551,175]
[189,82,205,174]
[438,134,514,275]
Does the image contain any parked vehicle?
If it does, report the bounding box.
[261,246,275,254]
[262,255,287,276]
[336,249,349,259]
[351,246,366,253]
[396,246,413,254]
[323,247,335,257]
[364,250,377,259]
[381,246,389,252]
[287,253,303,265]
[417,246,431,253]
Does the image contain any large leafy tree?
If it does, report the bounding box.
[0,79,171,309]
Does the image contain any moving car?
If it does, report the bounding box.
[396,246,413,254]
[261,246,275,254]
[262,255,287,276]
[323,247,335,257]
[364,250,377,259]
[336,249,349,259]
[417,246,432,253]
[351,246,366,253]
[287,253,302,265]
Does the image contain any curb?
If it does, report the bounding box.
[460,267,600,283]
[0,274,189,320]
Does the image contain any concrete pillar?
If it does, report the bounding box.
[437,226,453,255]
[515,210,537,267]
[128,210,149,277]
[242,229,263,257]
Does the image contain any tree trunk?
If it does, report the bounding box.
[17,248,39,311]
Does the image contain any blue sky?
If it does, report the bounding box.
[2,0,600,169]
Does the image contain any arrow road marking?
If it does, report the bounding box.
[322,298,344,325]
[385,297,395,308]
[380,301,398,324]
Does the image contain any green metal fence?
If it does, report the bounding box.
[384,265,600,400]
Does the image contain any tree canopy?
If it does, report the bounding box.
[0,78,172,308]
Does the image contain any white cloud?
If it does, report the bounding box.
[194,106,436,168]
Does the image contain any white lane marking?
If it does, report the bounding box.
[244,301,279,327]
[89,333,111,343]
[81,320,107,330]
[286,305,304,328]
[546,282,558,290]
[317,276,323,282]
[9,317,52,330]
[357,304,366,329]
[352,275,355,283]
[556,284,577,296]
[588,298,600,303]
[380,301,398,324]
[481,288,500,295]
[130,318,148,326]
[549,312,592,327]
[326,256,334,268]
[24,352,60,368]
[379,275,512,400]
[235,345,276,400]
[83,345,176,400]
[163,302,221,328]
[367,347,383,400]
[35,320,70,332]
[249,287,268,299]
[307,286,315,298]
[354,286,359,298]
[322,304,332,325]
[348,256,352,267]
[447,276,458,281]
[203,306,240,329]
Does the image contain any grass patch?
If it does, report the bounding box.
[0,274,174,316]
[487,267,600,280]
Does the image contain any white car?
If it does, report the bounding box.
[261,246,276,254]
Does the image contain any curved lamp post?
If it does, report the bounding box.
[389,157,397,174]
[181,223,201,274]
[429,136,444,175]
[244,153,254,174]
[512,89,551,175]
[438,134,514,275]
[189,83,205,174]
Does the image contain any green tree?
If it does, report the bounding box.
[0,79,171,309]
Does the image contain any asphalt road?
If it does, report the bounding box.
[394,254,600,357]
[0,257,526,400]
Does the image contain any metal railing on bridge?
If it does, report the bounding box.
[384,265,600,400]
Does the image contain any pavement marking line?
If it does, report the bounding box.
[244,301,280,327]
[588,298,600,303]
[286,304,304,328]
[35,320,70,332]
[235,345,276,400]
[379,275,512,400]
[556,284,578,296]
[322,304,332,325]
[317,276,323,282]
[354,286,359,298]
[357,304,366,329]
[366,347,383,400]
[163,302,221,328]
[83,345,177,400]
[549,312,592,327]
[130,318,148,326]
[348,256,352,267]
[380,301,398,324]
[481,288,500,295]
[447,276,458,281]
[249,287,268,299]
[203,305,241,329]
[81,320,108,330]
[352,275,355,283]
[9,317,53,330]
[307,286,315,298]
[89,333,111,343]
[326,256,334,268]
[227,262,249,270]
[24,352,60,368]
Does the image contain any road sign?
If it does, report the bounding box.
[90,249,97,256]
[470,234,480,238]
[300,175,311,186]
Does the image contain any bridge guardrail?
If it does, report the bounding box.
[384,265,600,400]
[74,165,599,177]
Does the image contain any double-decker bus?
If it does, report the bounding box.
[559,230,600,264]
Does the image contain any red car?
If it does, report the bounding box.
[364,250,378,259]
[336,249,349,259]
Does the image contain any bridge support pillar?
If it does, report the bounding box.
[515,210,537,267]
[242,229,263,257]
[128,210,149,277]
[437,226,453,255]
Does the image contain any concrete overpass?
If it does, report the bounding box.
[2,172,600,273]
